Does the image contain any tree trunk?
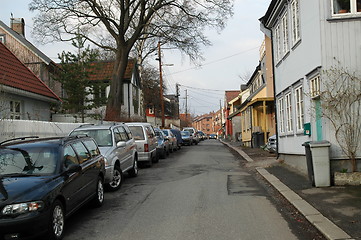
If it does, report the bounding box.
[105,50,129,121]
[351,153,357,172]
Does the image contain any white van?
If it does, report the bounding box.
[125,122,158,167]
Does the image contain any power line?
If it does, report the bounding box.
[167,46,259,76]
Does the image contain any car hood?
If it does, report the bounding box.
[99,146,112,157]
[0,175,53,204]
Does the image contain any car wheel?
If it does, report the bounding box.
[146,158,153,167]
[106,165,122,191]
[92,177,105,207]
[48,200,65,240]
[160,148,167,159]
[152,152,159,163]
[128,157,138,177]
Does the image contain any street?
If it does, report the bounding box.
[62,140,320,240]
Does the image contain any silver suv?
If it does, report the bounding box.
[70,123,138,191]
[125,122,158,167]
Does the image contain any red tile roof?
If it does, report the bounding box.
[0,42,60,101]
[88,59,135,81]
[225,90,240,103]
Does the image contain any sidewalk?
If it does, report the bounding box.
[221,140,361,240]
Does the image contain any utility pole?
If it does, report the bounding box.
[176,83,180,118]
[220,99,223,136]
[157,41,165,128]
[185,89,188,125]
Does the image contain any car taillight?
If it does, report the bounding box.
[144,144,149,152]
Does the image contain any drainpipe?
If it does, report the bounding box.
[263,23,279,158]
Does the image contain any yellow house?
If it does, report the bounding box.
[239,37,275,147]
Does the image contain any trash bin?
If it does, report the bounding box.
[252,132,265,148]
[302,141,331,187]
[302,141,315,186]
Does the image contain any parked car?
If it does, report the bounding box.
[181,131,193,146]
[266,134,277,153]
[154,127,170,159]
[197,131,207,141]
[125,122,158,167]
[183,127,199,145]
[0,135,105,240]
[170,129,183,149]
[162,129,178,152]
[69,123,138,191]
[209,134,217,139]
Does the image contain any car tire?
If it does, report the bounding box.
[48,200,65,240]
[106,165,122,191]
[128,157,138,177]
[152,153,159,163]
[146,158,153,167]
[160,149,167,159]
[92,177,105,207]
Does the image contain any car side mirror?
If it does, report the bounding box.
[117,141,126,147]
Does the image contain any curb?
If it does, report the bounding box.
[221,140,353,240]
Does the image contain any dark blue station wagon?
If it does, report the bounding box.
[0,136,105,240]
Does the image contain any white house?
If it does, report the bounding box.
[260,0,361,173]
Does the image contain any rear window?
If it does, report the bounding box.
[129,126,145,140]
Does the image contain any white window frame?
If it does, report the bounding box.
[274,24,282,62]
[332,0,361,15]
[295,86,304,131]
[282,13,289,55]
[291,0,301,46]
[285,92,293,133]
[10,100,21,119]
[277,97,285,134]
[0,35,5,44]
[310,75,321,99]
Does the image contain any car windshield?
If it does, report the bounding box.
[70,129,112,147]
[0,147,58,175]
[162,130,169,136]
[184,129,194,134]
[181,131,190,136]
[128,126,145,140]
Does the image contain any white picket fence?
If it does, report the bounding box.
[0,119,85,143]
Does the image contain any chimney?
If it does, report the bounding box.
[10,18,25,37]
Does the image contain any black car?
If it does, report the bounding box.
[0,136,105,240]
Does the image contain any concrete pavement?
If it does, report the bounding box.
[221,140,359,240]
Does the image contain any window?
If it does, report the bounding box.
[63,145,79,168]
[72,142,91,163]
[282,13,289,54]
[0,35,5,44]
[332,0,361,14]
[83,140,100,157]
[291,0,301,45]
[10,101,21,119]
[277,97,285,133]
[285,93,293,132]
[310,75,320,98]
[295,86,304,131]
[274,24,282,62]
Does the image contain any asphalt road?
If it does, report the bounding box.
[62,140,304,240]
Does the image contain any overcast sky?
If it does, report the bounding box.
[0,0,271,116]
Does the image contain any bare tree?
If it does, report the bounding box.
[29,0,234,121]
[320,66,361,172]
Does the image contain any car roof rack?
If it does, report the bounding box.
[0,136,39,146]
[78,123,95,128]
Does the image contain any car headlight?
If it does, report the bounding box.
[2,201,44,216]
